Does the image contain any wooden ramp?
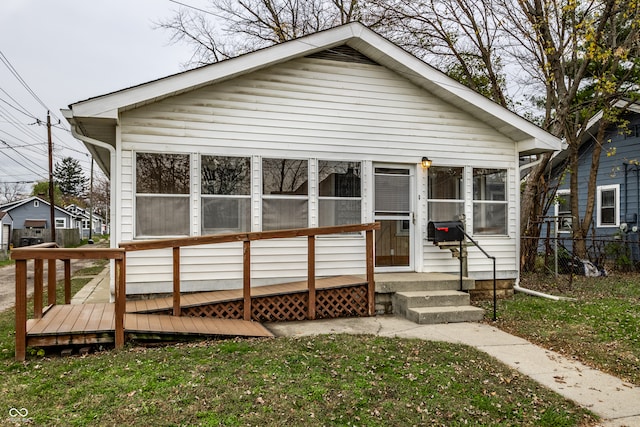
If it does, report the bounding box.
[125,314,273,337]
[127,275,367,314]
[24,275,369,350]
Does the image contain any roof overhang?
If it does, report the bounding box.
[65,22,561,172]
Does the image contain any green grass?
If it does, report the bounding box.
[0,261,598,426]
[0,336,596,426]
[484,273,640,385]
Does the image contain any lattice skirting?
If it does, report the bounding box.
[179,284,370,321]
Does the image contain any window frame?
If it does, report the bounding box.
[200,155,252,235]
[427,166,465,223]
[317,160,363,230]
[597,184,619,228]
[472,168,508,236]
[555,190,572,233]
[261,157,309,231]
[134,151,191,238]
[55,218,66,229]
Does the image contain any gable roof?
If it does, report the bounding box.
[64,22,561,176]
[0,196,77,218]
[549,100,640,173]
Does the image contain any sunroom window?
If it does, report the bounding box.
[318,161,361,227]
[473,168,507,235]
[428,166,464,222]
[135,153,190,237]
[201,155,251,234]
[262,158,308,230]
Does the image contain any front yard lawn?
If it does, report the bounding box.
[484,273,640,386]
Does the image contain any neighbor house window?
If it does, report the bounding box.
[135,152,190,236]
[473,168,507,235]
[597,184,619,227]
[428,166,464,222]
[318,161,361,227]
[201,155,251,234]
[556,190,572,232]
[82,219,90,229]
[262,158,308,230]
[55,218,66,228]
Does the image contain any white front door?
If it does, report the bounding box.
[374,165,414,271]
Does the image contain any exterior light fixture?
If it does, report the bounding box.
[421,156,432,169]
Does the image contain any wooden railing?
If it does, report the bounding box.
[13,223,379,361]
[12,244,126,361]
[119,223,380,321]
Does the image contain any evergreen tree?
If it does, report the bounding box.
[54,157,87,202]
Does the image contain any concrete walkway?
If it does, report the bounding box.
[76,273,640,426]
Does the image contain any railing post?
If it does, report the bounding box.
[115,255,126,349]
[47,259,56,305]
[366,229,375,316]
[308,235,316,320]
[34,259,43,319]
[173,247,181,316]
[63,259,71,304]
[15,259,27,361]
[243,240,251,321]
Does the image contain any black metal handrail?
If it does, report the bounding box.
[457,226,497,321]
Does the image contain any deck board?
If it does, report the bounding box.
[125,313,273,337]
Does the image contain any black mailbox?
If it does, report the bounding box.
[428,221,464,243]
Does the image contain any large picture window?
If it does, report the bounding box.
[597,184,619,227]
[201,156,251,234]
[135,152,190,236]
[262,158,308,230]
[473,168,507,235]
[318,161,361,227]
[428,166,464,222]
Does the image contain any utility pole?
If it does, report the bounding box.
[47,111,56,244]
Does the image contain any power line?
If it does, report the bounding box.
[0,50,49,113]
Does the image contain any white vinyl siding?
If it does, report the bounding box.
[118,56,518,291]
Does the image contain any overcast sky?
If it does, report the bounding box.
[0,0,209,190]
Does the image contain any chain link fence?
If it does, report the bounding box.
[522,233,640,280]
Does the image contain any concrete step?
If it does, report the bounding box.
[375,273,475,293]
[393,290,470,310]
[405,306,485,324]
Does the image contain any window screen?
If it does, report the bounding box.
[135,153,190,236]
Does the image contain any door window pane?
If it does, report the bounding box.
[375,170,410,214]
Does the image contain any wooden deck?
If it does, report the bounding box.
[26,303,273,347]
[24,276,369,349]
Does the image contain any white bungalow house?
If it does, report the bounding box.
[63,23,560,296]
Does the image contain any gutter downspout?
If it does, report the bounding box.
[513,280,576,301]
[65,117,118,301]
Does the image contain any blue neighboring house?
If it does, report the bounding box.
[548,101,640,260]
[0,196,78,246]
